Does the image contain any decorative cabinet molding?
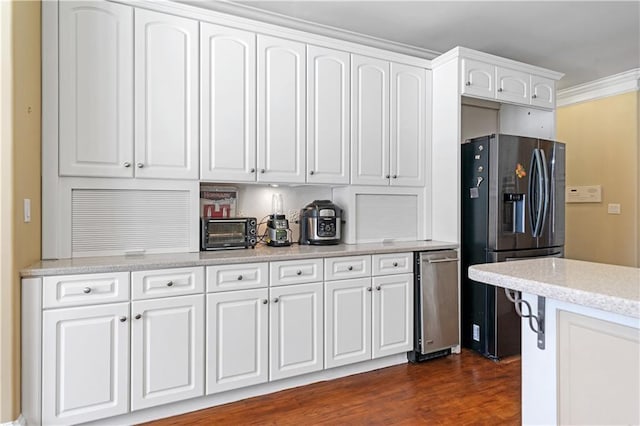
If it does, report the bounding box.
[200,23,257,182]
[58,1,134,178]
[257,34,306,183]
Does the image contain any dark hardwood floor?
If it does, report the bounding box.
[144,349,521,425]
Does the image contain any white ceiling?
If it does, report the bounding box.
[194,1,640,90]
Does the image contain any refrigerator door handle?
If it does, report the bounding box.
[539,148,550,235]
[528,149,543,237]
[533,149,545,237]
[504,251,563,261]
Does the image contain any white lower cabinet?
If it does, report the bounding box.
[372,273,414,358]
[42,303,130,425]
[269,282,324,380]
[131,294,205,410]
[206,288,269,394]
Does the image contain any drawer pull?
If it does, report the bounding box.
[296,270,302,276]
[135,314,142,320]
[83,287,92,294]
[237,275,243,281]
[348,266,353,271]
[393,262,398,267]
[119,316,127,322]
[166,281,174,287]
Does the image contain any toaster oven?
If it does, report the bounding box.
[201,217,257,250]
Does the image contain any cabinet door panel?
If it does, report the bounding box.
[42,303,129,425]
[351,55,390,185]
[461,58,495,99]
[207,289,269,394]
[372,273,414,358]
[257,35,306,183]
[201,23,256,182]
[270,283,324,380]
[496,67,530,104]
[531,75,555,109]
[59,1,133,177]
[390,63,426,186]
[131,294,204,410]
[325,278,371,368]
[135,9,199,179]
[307,45,350,184]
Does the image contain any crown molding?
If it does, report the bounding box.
[557,69,640,107]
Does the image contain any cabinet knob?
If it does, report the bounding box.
[532,94,538,99]
[376,286,381,291]
[392,175,397,179]
[237,275,243,281]
[166,281,173,287]
[83,287,91,294]
[497,88,503,92]
[136,162,144,168]
[385,174,390,179]
[367,287,372,292]
[119,316,127,322]
[250,168,256,173]
[135,314,142,320]
[123,162,131,168]
[260,169,265,173]
[273,297,279,303]
[348,266,353,271]
[309,170,314,175]
[262,299,268,304]
[465,81,471,86]
[393,262,398,267]
[296,270,302,276]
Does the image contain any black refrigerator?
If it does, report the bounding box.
[461,134,565,359]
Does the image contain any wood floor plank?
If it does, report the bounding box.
[143,350,521,425]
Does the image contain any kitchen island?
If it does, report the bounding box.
[469,258,640,425]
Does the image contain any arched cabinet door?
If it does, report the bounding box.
[134,8,199,180]
[531,75,555,109]
[200,23,256,182]
[496,67,530,104]
[257,35,306,184]
[59,1,134,178]
[461,58,495,99]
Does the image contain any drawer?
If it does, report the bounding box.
[372,252,413,276]
[207,262,268,292]
[270,258,323,286]
[324,255,371,281]
[43,272,130,308]
[131,266,204,300]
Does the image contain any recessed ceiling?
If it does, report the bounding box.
[192,1,640,90]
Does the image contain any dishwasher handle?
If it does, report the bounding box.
[426,257,459,264]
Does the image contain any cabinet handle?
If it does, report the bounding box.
[250,168,256,173]
[385,174,390,179]
[532,94,538,99]
[136,162,144,168]
[273,297,279,303]
[237,275,243,281]
[166,281,173,287]
[83,287,91,294]
[392,175,397,179]
[123,162,131,168]
[367,287,372,292]
[260,169,265,173]
[309,170,314,175]
[262,299,268,304]
[119,316,127,322]
[296,270,302,276]
[498,88,503,92]
[135,314,142,320]
[465,81,471,86]
[393,262,398,267]
[348,266,353,271]
[376,286,381,291]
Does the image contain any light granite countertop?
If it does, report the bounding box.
[469,258,640,319]
[22,240,457,277]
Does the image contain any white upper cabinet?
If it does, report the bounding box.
[390,63,427,187]
[134,9,199,179]
[531,75,555,109]
[306,45,350,184]
[59,1,134,178]
[496,67,530,105]
[351,55,390,186]
[257,35,306,183]
[461,58,495,99]
[200,23,256,182]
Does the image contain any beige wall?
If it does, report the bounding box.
[0,0,41,422]
[557,91,639,267]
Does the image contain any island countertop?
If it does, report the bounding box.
[468,258,640,319]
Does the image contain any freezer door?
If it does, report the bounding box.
[486,246,564,263]
[489,135,538,251]
[537,139,565,249]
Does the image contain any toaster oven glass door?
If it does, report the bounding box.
[205,221,246,245]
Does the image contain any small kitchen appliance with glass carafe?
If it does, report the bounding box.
[266,193,291,247]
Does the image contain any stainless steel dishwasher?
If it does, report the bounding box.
[408,250,460,362]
